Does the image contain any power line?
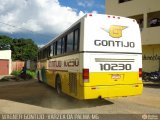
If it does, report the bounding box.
[0,21,54,38]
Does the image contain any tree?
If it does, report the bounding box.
[11,38,38,61]
[0,35,38,61]
[0,35,12,44]
[0,35,12,50]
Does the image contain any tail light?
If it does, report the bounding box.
[83,69,89,82]
[139,68,142,80]
[88,13,92,16]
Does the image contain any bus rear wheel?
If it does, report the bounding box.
[55,76,62,95]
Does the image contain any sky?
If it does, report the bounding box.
[0,0,105,47]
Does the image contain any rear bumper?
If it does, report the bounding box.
[83,83,143,99]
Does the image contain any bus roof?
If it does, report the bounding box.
[39,13,137,51]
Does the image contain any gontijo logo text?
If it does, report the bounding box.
[94,25,135,48]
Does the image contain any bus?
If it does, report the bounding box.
[37,14,143,100]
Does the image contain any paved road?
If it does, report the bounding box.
[0,80,159,119]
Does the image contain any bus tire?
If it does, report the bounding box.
[55,75,62,95]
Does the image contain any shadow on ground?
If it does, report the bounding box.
[143,81,160,88]
[0,81,113,110]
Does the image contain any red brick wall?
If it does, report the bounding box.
[0,60,9,75]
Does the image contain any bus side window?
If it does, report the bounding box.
[52,43,55,56]
[50,44,53,57]
[62,36,67,54]
[67,32,74,53]
[61,37,66,54]
[74,29,79,51]
[54,42,57,55]
[57,39,62,55]
[47,46,50,58]
[64,36,67,53]
[43,49,45,58]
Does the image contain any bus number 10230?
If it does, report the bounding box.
[99,63,132,71]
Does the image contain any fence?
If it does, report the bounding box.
[12,60,37,72]
[12,61,25,71]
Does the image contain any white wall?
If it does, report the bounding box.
[0,50,11,59]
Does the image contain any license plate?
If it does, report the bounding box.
[112,74,121,79]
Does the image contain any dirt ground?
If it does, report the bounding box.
[0,80,160,114]
[0,80,111,113]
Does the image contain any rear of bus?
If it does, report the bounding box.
[80,14,143,99]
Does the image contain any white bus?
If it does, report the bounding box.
[37,14,143,100]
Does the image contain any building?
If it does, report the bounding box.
[106,0,160,72]
[0,50,12,75]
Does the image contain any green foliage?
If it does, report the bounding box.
[0,35,12,50]
[11,70,21,76]
[11,70,36,80]
[0,35,12,44]
[0,35,38,61]
[26,70,36,79]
